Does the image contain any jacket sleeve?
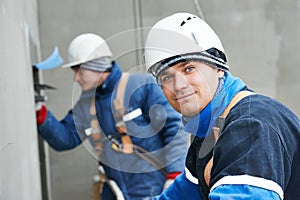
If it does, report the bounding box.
[154,171,202,200]
[210,116,288,199]
[38,110,82,151]
[210,184,281,199]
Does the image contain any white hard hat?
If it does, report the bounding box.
[62,33,113,68]
[144,13,228,76]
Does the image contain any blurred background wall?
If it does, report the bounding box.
[1,0,299,200]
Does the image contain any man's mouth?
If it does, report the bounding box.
[174,91,196,101]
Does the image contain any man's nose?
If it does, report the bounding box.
[73,71,80,82]
[174,72,188,92]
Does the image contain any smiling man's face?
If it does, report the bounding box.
[159,61,224,117]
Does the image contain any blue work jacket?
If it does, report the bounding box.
[154,94,300,200]
[38,62,188,199]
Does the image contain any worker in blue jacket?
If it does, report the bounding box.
[144,12,300,200]
[36,33,188,200]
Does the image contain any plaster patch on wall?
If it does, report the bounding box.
[23,20,31,62]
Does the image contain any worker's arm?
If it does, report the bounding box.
[37,108,82,151]
[154,170,203,200]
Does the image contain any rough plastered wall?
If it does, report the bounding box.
[0,0,42,199]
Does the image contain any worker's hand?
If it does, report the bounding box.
[36,102,48,125]
[164,172,181,189]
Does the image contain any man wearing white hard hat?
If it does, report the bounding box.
[144,12,300,200]
[36,33,189,199]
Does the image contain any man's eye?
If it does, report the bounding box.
[160,74,173,84]
[185,66,195,72]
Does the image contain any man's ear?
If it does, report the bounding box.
[217,69,225,78]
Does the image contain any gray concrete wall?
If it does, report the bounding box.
[0,0,42,199]
[38,0,300,200]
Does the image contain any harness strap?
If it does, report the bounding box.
[113,73,134,154]
[221,91,255,118]
[90,98,103,159]
[112,73,166,175]
[89,72,166,175]
[204,90,255,186]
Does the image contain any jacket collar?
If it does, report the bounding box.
[183,72,247,138]
[96,61,122,94]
